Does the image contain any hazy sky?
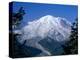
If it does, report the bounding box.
[12,2,78,27]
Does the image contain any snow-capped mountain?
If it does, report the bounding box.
[21,15,71,41]
[16,15,72,56]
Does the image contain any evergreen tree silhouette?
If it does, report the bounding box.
[62,18,78,54]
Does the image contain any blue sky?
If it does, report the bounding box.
[13,2,78,27]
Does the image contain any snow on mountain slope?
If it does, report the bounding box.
[16,15,72,56]
[21,15,71,41]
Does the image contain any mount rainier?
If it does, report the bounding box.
[15,15,72,56]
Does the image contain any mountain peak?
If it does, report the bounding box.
[39,15,54,22]
[43,15,53,18]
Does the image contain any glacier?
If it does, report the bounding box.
[14,15,72,56]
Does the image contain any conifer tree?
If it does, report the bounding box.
[62,18,78,54]
[12,7,25,29]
